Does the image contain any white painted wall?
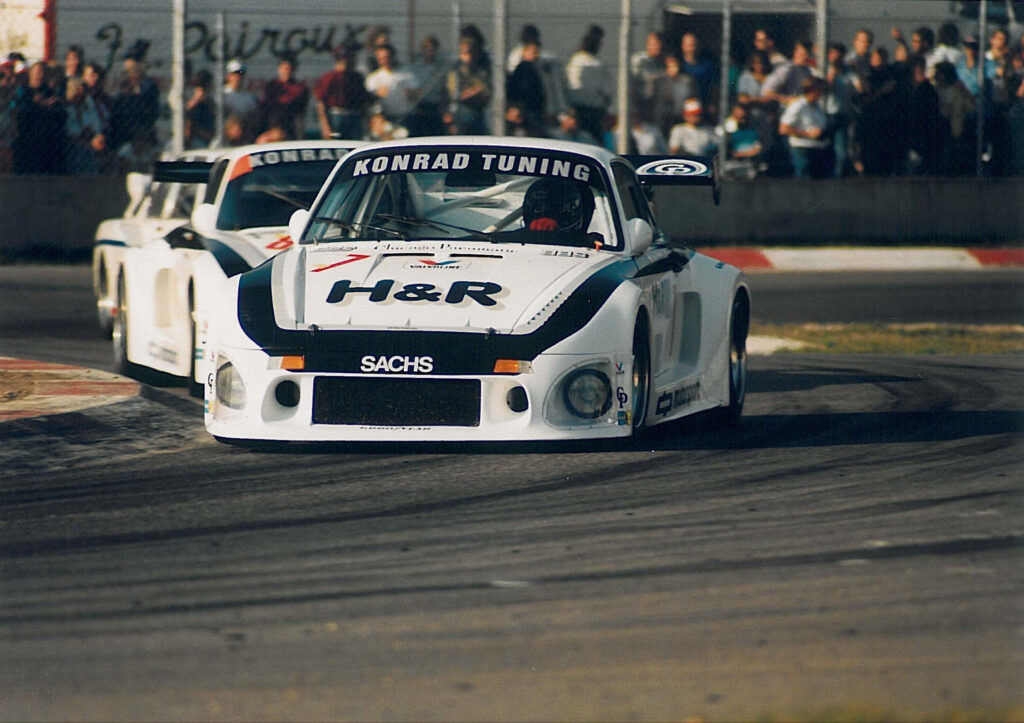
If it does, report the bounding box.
[0,0,46,61]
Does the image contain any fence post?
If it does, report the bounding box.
[718,0,731,139]
[491,0,507,136]
[171,0,186,154]
[615,0,632,154]
[977,0,987,177]
[215,12,225,148]
[816,0,828,73]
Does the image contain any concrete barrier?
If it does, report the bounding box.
[0,174,1021,260]
[0,174,128,261]
[653,176,1024,246]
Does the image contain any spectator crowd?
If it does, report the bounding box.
[2,19,1023,178]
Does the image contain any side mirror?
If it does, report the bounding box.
[626,217,653,255]
[191,203,218,236]
[125,172,152,215]
[289,209,311,243]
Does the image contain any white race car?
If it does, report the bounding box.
[205,137,749,443]
[112,140,359,393]
[92,149,220,336]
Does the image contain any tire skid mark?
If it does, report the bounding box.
[1,534,1020,626]
[0,452,702,558]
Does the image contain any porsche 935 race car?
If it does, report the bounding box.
[92,148,220,336]
[204,137,750,443]
[112,140,360,392]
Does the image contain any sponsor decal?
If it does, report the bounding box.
[360,355,434,374]
[653,278,671,317]
[405,259,468,271]
[250,147,348,167]
[354,152,470,176]
[312,254,371,272]
[617,410,632,426]
[231,147,348,179]
[656,381,702,416]
[351,151,591,182]
[267,236,294,251]
[615,362,626,375]
[480,154,591,182]
[542,249,590,258]
[616,386,629,409]
[147,342,177,364]
[326,279,502,307]
[636,159,709,177]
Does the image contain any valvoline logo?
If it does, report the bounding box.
[404,258,469,271]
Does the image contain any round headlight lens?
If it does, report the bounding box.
[562,369,612,419]
[216,361,247,409]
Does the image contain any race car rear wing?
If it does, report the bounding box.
[626,154,721,205]
[152,160,215,184]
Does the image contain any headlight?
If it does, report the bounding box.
[562,369,612,419]
[216,361,247,409]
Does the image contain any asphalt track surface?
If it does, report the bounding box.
[0,265,1022,721]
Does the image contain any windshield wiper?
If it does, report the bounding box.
[374,213,495,243]
[308,216,404,240]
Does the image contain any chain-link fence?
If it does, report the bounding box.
[1,0,1021,177]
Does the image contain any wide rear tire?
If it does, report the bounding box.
[718,292,749,427]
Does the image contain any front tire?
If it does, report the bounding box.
[187,284,203,398]
[717,292,749,427]
[631,317,651,436]
[111,273,134,376]
[96,258,114,338]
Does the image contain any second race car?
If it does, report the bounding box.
[92,148,219,336]
[112,140,360,392]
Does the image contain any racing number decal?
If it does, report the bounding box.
[312,254,371,272]
[266,237,294,251]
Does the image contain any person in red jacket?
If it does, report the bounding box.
[259,53,310,140]
[314,44,371,140]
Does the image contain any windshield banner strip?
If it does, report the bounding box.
[342,148,603,187]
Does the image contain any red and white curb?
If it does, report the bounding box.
[0,357,139,422]
[698,247,1024,271]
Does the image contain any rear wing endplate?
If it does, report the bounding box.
[153,160,215,184]
[626,154,721,205]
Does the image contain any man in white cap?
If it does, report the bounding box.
[223,59,258,139]
[668,97,718,156]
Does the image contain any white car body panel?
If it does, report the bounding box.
[203,137,748,443]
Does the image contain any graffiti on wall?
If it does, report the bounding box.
[95,20,367,72]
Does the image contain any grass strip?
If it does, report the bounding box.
[750,322,1024,355]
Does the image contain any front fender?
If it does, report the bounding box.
[543,279,644,357]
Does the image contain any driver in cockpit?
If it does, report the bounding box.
[522,177,595,233]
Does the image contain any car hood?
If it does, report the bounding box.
[270,241,618,335]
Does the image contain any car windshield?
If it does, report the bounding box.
[217,158,339,231]
[305,147,620,249]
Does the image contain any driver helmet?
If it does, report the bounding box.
[523,177,594,232]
